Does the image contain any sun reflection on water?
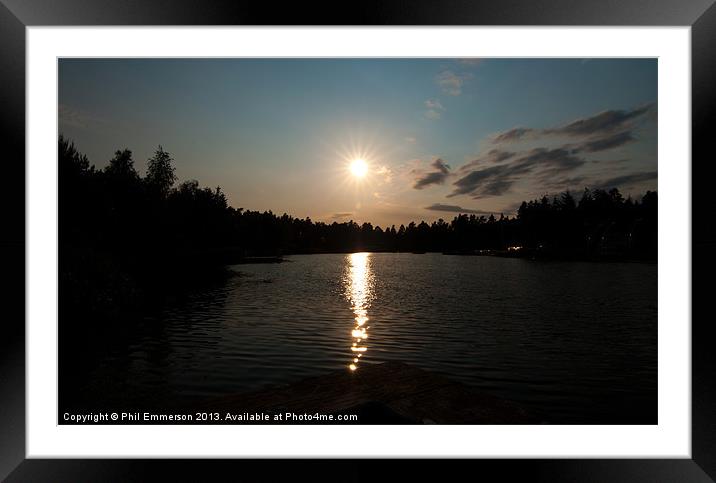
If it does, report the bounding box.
[344,252,374,371]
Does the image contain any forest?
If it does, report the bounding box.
[59,136,657,320]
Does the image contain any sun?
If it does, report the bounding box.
[350,159,368,178]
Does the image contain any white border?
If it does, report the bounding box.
[27,27,691,458]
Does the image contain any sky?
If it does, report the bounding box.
[58,58,657,229]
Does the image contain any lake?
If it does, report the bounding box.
[71,253,657,424]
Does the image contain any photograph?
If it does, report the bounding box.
[58,57,658,426]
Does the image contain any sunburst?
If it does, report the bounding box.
[349,158,368,178]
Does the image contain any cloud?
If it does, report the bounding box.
[331,212,353,220]
[419,103,656,202]
[572,131,635,153]
[547,104,654,137]
[593,171,657,190]
[540,175,589,191]
[470,105,655,196]
[59,104,102,129]
[425,203,495,215]
[529,150,588,181]
[476,177,516,197]
[424,98,445,120]
[424,99,444,110]
[492,127,536,144]
[458,149,516,172]
[376,165,393,183]
[436,70,471,96]
[405,136,417,144]
[491,104,655,146]
[450,164,517,198]
[487,149,517,163]
[413,158,451,189]
[450,148,585,199]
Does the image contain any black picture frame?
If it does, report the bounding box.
[1,1,713,481]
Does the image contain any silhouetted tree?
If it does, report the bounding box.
[105,149,138,181]
[145,145,177,197]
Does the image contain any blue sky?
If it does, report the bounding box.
[59,58,657,228]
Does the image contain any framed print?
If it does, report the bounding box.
[1,0,714,481]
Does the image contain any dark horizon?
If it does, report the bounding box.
[59,135,657,259]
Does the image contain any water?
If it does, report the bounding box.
[73,253,657,424]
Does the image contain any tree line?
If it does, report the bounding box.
[60,137,656,318]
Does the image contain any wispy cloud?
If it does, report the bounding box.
[59,103,103,129]
[546,104,654,137]
[540,175,590,191]
[424,99,444,110]
[331,212,353,220]
[424,98,445,120]
[492,104,655,146]
[593,171,657,190]
[491,127,537,144]
[459,149,516,172]
[571,131,636,153]
[450,148,585,199]
[425,203,494,215]
[376,165,394,183]
[456,104,656,199]
[413,158,451,189]
[436,70,472,96]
